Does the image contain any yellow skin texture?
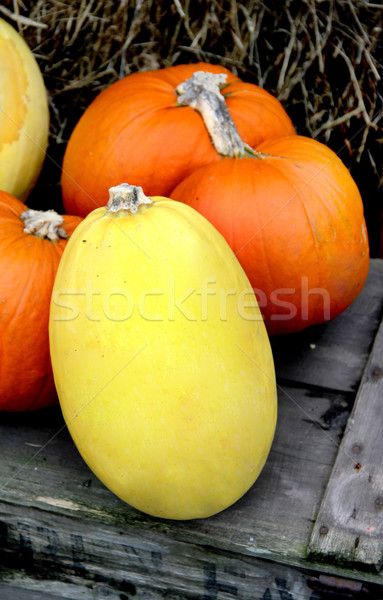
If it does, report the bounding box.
[49,197,277,520]
[0,18,49,201]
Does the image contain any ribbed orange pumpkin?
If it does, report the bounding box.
[171,135,370,336]
[0,191,82,411]
[61,62,295,217]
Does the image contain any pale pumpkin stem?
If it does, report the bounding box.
[20,209,68,242]
[107,183,153,214]
[176,72,256,158]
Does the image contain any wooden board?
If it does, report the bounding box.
[0,549,361,600]
[309,318,383,571]
[0,502,337,600]
[1,260,383,598]
[1,388,382,598]
[0,385,345,566]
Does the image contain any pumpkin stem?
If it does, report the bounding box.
[107,183,153,214]
[176,71,256,158]
[20,209,68,242]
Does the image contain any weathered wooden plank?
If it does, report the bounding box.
[0,580,92,600]
[0,503,379,600]
[308,317,383,570]
[0,384,349,575]
[272,259,383,393]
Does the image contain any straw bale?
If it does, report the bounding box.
[1,0,382,252]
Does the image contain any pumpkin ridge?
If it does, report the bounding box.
[273,163,326,300]
[222,87,295,146]
[235,162,277,311]
[83,104,182,199]
[258,157,325,273]
[236,157,329,323]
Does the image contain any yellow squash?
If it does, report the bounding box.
[49,184,277,520]
[0,18,49,200]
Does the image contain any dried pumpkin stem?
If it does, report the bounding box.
[20,209,68,242]
[176,71,256,158]
[107,183,153,214]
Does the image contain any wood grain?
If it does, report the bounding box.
[0,504,326,600]
[309,316,383,570]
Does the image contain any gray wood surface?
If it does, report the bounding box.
[308,317,383,571]
[0,386,344,568]
[0,503,326,600]
[272,260,383,393]
[1,259,383,597]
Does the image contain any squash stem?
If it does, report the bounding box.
[107,183,153,214]
[176,72,258,159]
[20,209,68,242]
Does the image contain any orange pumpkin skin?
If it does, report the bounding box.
[61,62,295,217]
[171,136,369,336]
[0,191,82,411]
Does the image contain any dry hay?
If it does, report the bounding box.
[2,0,383,253]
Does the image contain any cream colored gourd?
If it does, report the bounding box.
[49,184,277,520]
[0,18,49,200]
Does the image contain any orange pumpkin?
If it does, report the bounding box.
[61,63,295,217]
[171,135,369,336]
[0,191,82,411]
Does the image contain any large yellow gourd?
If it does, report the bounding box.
[0,18,49,200]
[49,184,277,520]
